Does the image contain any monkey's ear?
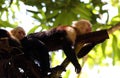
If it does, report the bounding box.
[10,30,16,35]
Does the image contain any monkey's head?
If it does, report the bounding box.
[10,27,26,40]
[72,19,92,35]
[0,28,20,46]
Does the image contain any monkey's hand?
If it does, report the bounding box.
[75,64,81,74]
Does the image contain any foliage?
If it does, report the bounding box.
[0,0,120,77]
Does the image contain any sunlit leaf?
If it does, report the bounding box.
[53,10,76,26]
[63,70,70,78]
[0,20,16,28]
[112,34,118,65]
[28,26,39,34]
[101,41,107,57]
[46,10,59,20]
[110,15,120,25]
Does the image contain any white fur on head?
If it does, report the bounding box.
[10,26,26,40]
[72,19,92,35]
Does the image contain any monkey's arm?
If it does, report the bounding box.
[62,40,81,73]
[76,30,109,43]
[75,29,109,58]
[77,43,95,58]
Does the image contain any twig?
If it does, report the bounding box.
[107,22,120,34]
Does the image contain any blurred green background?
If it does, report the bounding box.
[0,0,120,78]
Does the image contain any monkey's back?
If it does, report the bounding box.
[27,26,69,51]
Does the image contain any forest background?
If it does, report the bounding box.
[0,0,120,78]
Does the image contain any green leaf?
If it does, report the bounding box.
[28,26,39,34]
[101,41,107,57]
[112,34,118,65]
[46,10,59,20]
[0,20,16,28]
[110,15,120,25]
[53,11,66,26]
[53,10,76,26]
[63,70,70,78]
[71,4,92,17]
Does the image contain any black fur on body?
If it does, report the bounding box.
[0,29,42,78]
[27,26,81,73]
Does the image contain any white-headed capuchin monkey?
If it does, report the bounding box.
[10,27,50,77]
[10,27,26,40]
[11,19,92,75]
[0,29,21,48]
[0,29,44,78]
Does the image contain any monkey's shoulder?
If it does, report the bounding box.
[56,26,77,44]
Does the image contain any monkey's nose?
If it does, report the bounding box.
[86,28,91,33]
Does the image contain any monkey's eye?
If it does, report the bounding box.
[18,31,25,35]
[18,31,21,34]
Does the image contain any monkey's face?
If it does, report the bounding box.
[79,22,92,34]
[74,21,92,35]
[11,29,25,40]
[16,30,25,40]
[10,27,26,40]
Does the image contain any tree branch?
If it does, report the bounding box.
[107,22,120,34]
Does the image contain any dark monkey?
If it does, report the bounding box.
[11,19,92,75]
[27,19,92,74]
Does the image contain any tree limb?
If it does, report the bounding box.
[107,22,120,34]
